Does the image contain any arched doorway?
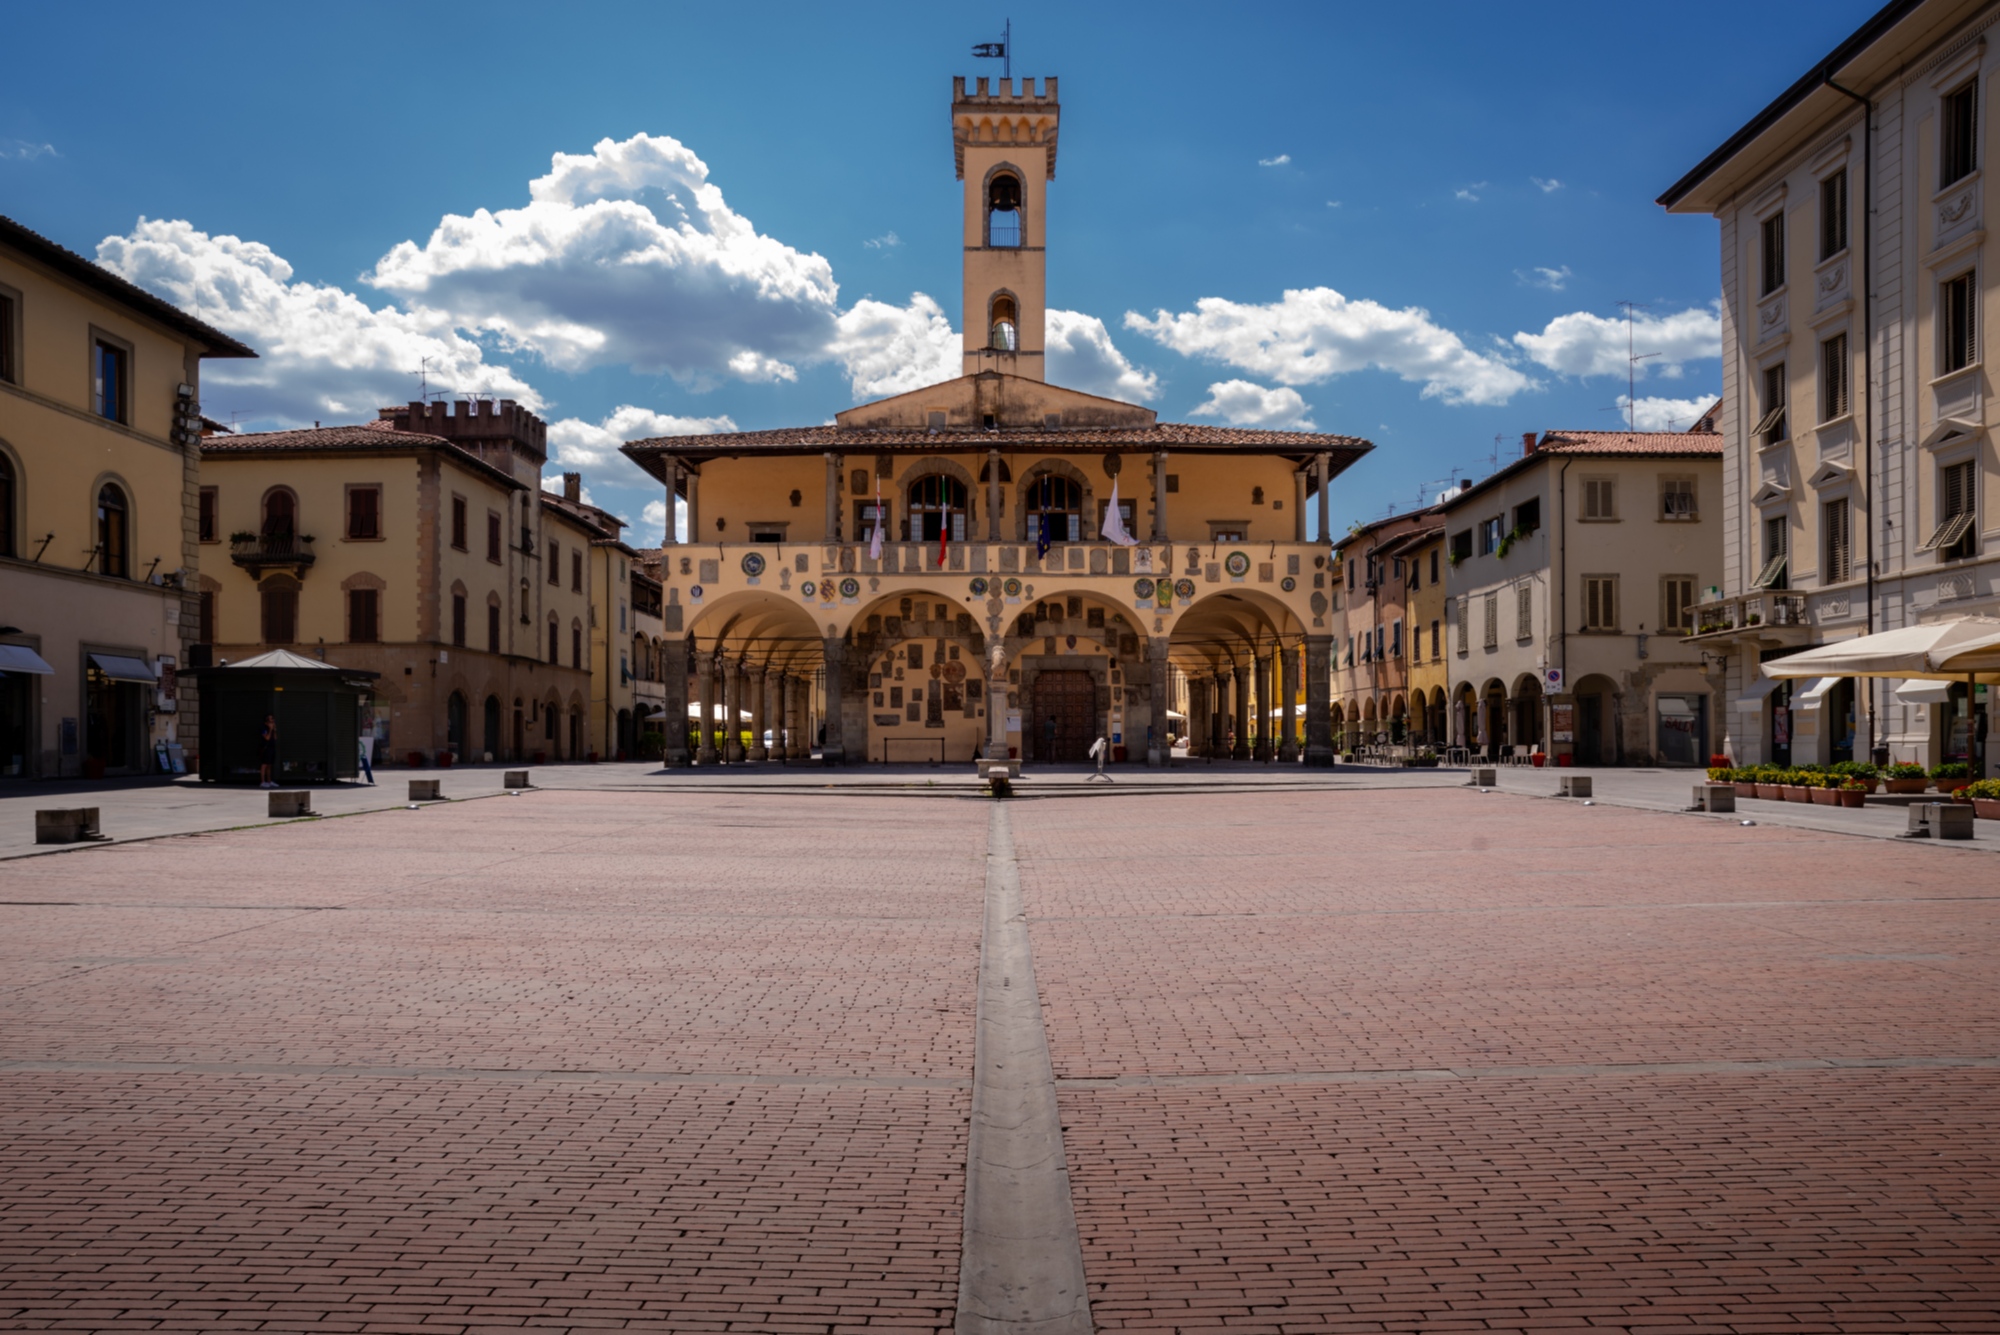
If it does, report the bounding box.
[446,691,467,759]
[1511,675,1544,754]
[483,695,502,761]
[1573,675,1618,765]
[1481,680,1509,760]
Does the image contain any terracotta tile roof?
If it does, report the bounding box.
[199,423,528,491]
[1537,429,1724,455]
[1375,524,1446,557]
[1334,506,1440,554]
[621,422,1372,480]
[541,491,626,539]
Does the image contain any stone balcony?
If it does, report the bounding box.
[1687,590,1811,649]
[229,533,316,574]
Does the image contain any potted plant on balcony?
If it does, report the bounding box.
[1836,778,1870,809]
[1965,778,2000,819]
[1931,761,1973,796]
[1883,762,1929,794]
[1745,612,1762,625]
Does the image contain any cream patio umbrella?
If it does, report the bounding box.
[1759,617,2000,777]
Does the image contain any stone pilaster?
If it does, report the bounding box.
[1233,657,1252,760]
[1304,634,1334,766]
[698,649,718,764]
[1278,643,1299,763]
[821,638,847,765]
[725,660,746,762]
[1252,652,1273,761]
[661,635,691,766]
[748,664,769,761]
[1146,637,1171,766]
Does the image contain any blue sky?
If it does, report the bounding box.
[3,1,1883,542]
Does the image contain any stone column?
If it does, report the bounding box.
[686,469,702,541]
[986,642,1009,765]
[748,664,769,761]
[1279,643,1300,763]
[662,461,681,546]
[1252,650,1273,760]
[1212,669,1231,757]
[988,447,1004,541]
[824,452,841,542]
[1233,656,1252,759]
[1151,450,1169,540]
[661,634,691,765]
[1316,453,1332,550]
[821,637,847,765]
[1293,469,1308,542]
[788,675,808,759]
[697,648,718,764]
[726,661,748,761]
[1147,637,1171,766]
[1304,634,1334,766]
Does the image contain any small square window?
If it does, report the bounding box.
[1660,477,1697,521]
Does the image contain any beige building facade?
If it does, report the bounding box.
[623,73,1370,768]
[196,402,596,768]
[0,214,255,778]
[1328,508,1439,753]
[1664,0,2000,775]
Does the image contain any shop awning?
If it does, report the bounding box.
[0,644,54,676]
[1760,618,2000,680]
[1893,679,1954,705]
[1734,676,1782,712]
[87,653,157,683]
[1793,676,1836,706]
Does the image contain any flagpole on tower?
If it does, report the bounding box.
[971,19,1011,83]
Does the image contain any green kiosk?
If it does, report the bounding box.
[191,648,377,785]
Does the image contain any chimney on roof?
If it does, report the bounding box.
[1522,431,1538,456]
[563,472,581,503]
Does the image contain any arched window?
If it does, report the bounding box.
[907,475,968,542]
[96,483,129,578]
[483,695,502,759]
[0,453,15,558]
[1027,474,1084,544]
[989,294,1018,351]
[987,172,1023,247]
[262,489,295,539]
[446,691,468,757]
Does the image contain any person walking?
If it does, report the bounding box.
[357,726,375,785]
[259,714,278,788]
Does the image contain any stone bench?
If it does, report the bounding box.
[1909,802,1974,839]
[1469,767,1497,787]
[1691,783,1735,813]
[503,770,530,789]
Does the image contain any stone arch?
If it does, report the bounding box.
[343,570,388,592]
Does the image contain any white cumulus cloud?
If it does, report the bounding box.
[1513,304,1721,380]
[1531,176,1563,193]
[1189,380,1315,430]
[1517,264,1573,291]
[546,404,737,471]
[1045,310,1159,402]
[830,292,960,399]
[96,217,540,426]
[1125,286,1533,406]
[1258,154,1291,167]
[1614,393,1718,432]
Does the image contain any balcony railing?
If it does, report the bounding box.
[229,533,316,572]
[1688,591,1808,640]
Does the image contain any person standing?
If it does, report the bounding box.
[357,726,375,785]
[259,714,278,788]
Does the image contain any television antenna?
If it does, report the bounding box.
[410,356,447,403]
[972,17,1011,81]
[1616,300,1661,432]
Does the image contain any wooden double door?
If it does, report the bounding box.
[1032,670,1097,764]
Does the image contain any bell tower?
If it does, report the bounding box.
[953,75,1059,381]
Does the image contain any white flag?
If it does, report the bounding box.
[1101,477,1137,547]
[869,480,884,560]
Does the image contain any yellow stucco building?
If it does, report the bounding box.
[622,74,1371,767]
[1,214,255,778]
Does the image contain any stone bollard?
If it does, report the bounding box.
[1469,767,1497,787]
[1909,802,1974,839]
[35,808,102,844]
[1692,783,1735,813]
[503,770,530,789]
[1558,775,1593,798]
[408,778,444,802]
[268,790,313,818]
[984,762,1012,799]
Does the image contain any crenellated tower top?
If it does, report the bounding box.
[954,75,1060,381]
[951,76,1060,180]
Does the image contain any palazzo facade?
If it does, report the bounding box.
[622,74,1370,766]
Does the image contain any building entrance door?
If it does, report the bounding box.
[1031,670,1095,764]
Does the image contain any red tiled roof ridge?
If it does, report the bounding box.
[623,421,1372,449]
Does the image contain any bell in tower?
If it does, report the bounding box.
[952,74,1059,380]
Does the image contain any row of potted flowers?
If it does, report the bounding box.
[1706,762,2000,815]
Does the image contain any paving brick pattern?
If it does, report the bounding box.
[1014,790,2000,1331]
[0,791,982,1332]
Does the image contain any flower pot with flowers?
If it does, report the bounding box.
[1965,778,2000,819]
[1808,770,1843,805]
[1829,759,1880,793]
[1883,762,1929,794]
[1931,761,1974,796]
[1782,769,1817,802]
[1836,779,1870,808]
[1752,765,1785,800]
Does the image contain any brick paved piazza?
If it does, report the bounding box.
[2,785,1996,1332]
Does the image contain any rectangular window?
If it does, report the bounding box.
[572,549,582,593]
[1823,497,1851,583]
[261,587,297,644]
[1429,548,1440,583]
[92,338,128,423]
[1455,596,1469,655]
[548,620,559,663]
[1582,576,1619,632]
[1819,333,1849,420]
[451,497,468,551]
[0,289,15,383]
[572,625,582,669]
[1512,496,1541,534]
[1430,620,1440,660]
[1760,211,1786,295]
[198,487,218,543]
[547,540,560,585]
[1482,592,1498,648]
[487,603,501,654]
[1660,477,1697,521]
[1477,516,1503,555]
[1754,363,1788,444]
[348,588,380,643]
[1662,576,1695,632]
[1941,270,1977,374]
[1582,478,1618,521]
[198,590,215,645]
[1755,514,1790,588]
[452,594,467,648]
[1516,584,1532,641]
[1165,474,1179,493]
[1924,458,1979,559]
[1942,79,1978,187]
[1346,561,1355,589]
[486,512,502,563]
[1391,619,1403,659]
[346,486,381,540]
[1819,168,1848,260]
[1449,529,1472,564]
